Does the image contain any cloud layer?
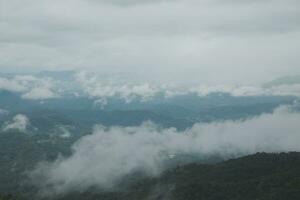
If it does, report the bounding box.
[76,72,300,102]
[1,0,300,84]
[30,106,300,195]
[1,72,300,103]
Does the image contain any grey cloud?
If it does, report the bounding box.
[0,0,300,84]
[30,105,300,196]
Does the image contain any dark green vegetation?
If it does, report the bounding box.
[2,153,300,200]
[39,152,300,200]
[0,130,77,196]
[0,195,15,200]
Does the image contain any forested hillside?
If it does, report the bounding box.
[3,152,298,200]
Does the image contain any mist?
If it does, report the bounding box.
[30,105,300,196]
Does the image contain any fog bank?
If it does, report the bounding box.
[30,106,300,196]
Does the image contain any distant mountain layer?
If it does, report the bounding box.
[263,75,300,87]
[0,90,296,131]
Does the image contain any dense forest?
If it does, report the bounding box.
[2,152,300,200]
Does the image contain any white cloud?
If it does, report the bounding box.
[75,71,158,102]
[75,71,300,101]
[30,105,300,195]
[2,71,300,101]
[22,87,58,100]
[73,71,300,99]
[188,84,300,97]
[0,74,60,100]
[55,125,73,138]
[0,77,27,92]
[3,114,30,132]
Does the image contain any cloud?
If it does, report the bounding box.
[54,125,73,138]
[0,74,60,100]
[75,71,158,102]
[16,75,59,100]
[2,71,300,101]
[188,84,300,97]
[2,114,30,132]
[93,98,108,109]
[0,77,27,92]
[188,85,265,96]
[30,105,300,196]
[0,0,300,84]
[22,87,58,100]
[75,72,300,99]
[0,108,9,115]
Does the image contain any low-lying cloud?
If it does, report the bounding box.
[0,75,59,100]
[30,105,300,196]
[54,125,74,138]
[0,77,27,92]
[1,72,300,103]
[75,71,300,104]
[22,87,58,100]
[2,114,30,132]
[188,84,300,97]
[75,71,158,102]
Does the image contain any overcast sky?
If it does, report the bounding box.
[0,0,300,85]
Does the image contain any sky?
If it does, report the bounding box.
[0,0,300,85]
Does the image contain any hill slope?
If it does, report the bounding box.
[44,152,300,200]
